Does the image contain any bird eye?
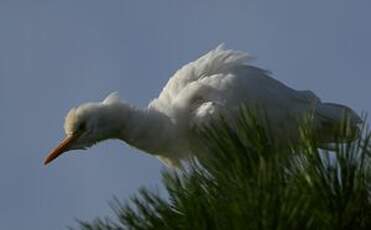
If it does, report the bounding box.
[78,122,87,131]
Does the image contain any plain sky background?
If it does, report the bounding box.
[0,0,370,229]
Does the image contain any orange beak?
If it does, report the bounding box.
[44,134,80,165]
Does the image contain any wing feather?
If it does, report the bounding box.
[148,44,251,116]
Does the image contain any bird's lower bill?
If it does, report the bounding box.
[44,134,80,165]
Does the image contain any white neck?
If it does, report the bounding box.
[106,103,181,157]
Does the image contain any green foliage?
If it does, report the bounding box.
[75,112,371,230]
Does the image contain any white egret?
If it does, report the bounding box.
[44,45,361,166]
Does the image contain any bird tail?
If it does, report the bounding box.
[315,102,362,143]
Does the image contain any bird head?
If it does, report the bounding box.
[44,92,122,165]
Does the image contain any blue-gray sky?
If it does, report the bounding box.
[0,1,370,229]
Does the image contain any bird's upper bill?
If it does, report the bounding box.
[43,132,81,165]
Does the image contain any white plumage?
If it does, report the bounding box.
[44,45,361,166]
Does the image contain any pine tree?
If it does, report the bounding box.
[74,111,371,230]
